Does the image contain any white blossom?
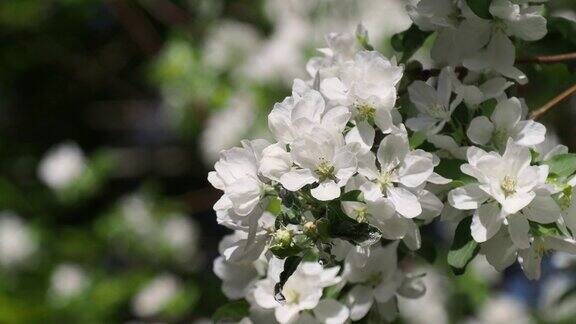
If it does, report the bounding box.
[253,258,344,323]
[38,141,86,191]
[466,97,546,149]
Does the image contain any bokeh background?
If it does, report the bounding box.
[0,0,575,323]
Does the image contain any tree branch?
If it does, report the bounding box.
[529,83,576,120]
[517,52,576,64]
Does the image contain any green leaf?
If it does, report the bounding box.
[340,190,363,202]
[466,0,492,20]
[530,222,562,237]
[409,131,427,149]
[274,256,302,302]
[266,197,281,216]
[543,153,576,177]
[212,300,250,323]
[391,25,432,63]
[326,202,381,245]
[448,217,479,275]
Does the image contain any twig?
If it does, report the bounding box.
[529,83,576,120]
[518,52,576,64]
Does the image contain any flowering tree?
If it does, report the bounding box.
[210,1,576,322]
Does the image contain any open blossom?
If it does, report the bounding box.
[407,67,462,135]
[280,127,357,201]
[268,82,350,145]
[38,141,86,191]
[253,258,345,323]
[467,97,546,149]
[481,229,576,280]
[356,130,435,218]
[448,140,553,242]
[344,242,425,321]
[208,139,270,216]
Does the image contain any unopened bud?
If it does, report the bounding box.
[275,229,292,246]
[303,221,317,238]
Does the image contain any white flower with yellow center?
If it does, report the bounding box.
[280,127,357,201]
[467,97,546,149]
[448,140,553,243]
[253,258,345,324]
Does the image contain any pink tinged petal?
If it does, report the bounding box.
[448,184,490,210]
[471,203,504,242]
[513,120,546,146]
[507,214,531,249]
[313,299,350,324]
[398,153,434,188]
[467,116,494,145]
[522,195,561,224]
[346,285,374,321]
[501,191,536,215]
[480,232,517,271]
[227,177,262,216]
[311,180,341,201]
[280,169,317,191]
[387,187,422,218]
[518,247,541,281]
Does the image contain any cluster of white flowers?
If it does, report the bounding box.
[209,1,576,322]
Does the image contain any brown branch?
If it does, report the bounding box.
[529,83,576,120]
[518,52,576,64]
